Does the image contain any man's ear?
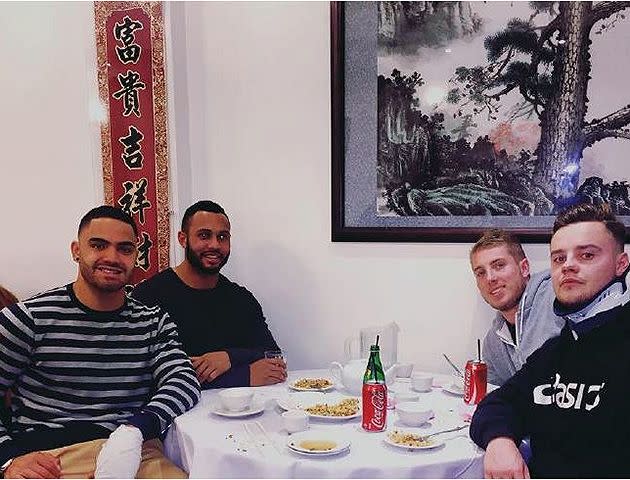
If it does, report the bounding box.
[177,231,187,249]
[70,241,80,262]
[519,257,530,278]
[615,251,629,276]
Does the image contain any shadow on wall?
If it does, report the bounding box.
[238,242,323,370]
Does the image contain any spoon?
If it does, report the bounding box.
[442,353,464,378]
[417,424,468,441]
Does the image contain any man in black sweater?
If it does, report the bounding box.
[470,203,630,478]
[133,200,286,388]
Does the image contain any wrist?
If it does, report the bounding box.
[487,436,517,450]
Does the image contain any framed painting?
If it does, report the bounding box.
[331,1,630,243]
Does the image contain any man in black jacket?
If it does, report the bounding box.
[133,200,286,389]
[470,203,630,478]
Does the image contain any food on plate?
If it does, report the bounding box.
[293,378,333,389]
[304,398,359,416]
[297,440,337,452]
[388,430,434,448]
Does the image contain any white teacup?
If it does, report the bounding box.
[282,409,309,433]
[219,387,254,412]
[396,402,434,427]
[411,374,434,392]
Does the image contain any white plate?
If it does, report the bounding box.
[288,445,350,457]
[287,431,350,456]
[278,392,361,420]
[442,383,464,396]
[384,430,445,451]
[210,401,265,418]
[307,409,361,421]
[289,378,335,392]
[277,392,327,411]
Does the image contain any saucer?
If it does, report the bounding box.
[442,384,464,396]
[210,401,265,418]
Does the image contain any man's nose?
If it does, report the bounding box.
[103,246,121,262]
[561,255,578,272]
[205,235,220,249]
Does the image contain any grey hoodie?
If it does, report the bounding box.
[482,270,565,386]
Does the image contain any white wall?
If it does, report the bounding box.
[1,1,553,374]
[0,2,102,296]
[174,2,553,372]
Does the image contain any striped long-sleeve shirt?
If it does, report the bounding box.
[0,284,200,464]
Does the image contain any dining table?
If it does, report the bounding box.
[163,369,485,478]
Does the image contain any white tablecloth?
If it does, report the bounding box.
[164,369,484,478]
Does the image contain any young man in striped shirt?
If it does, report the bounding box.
[0,206,200,478]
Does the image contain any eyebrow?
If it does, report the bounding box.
[550,244,602,256]
[196,229,230,234]
[88,237,136,247]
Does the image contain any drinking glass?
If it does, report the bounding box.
[264,350,284,360]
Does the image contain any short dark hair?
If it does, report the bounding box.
[181,200,229,232]
[0,285,18,309]
[553,202,626,251]
[470,229,526,262]
[78,205,138,237]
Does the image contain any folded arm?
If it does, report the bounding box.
[471,348,549,479]
[128,312,201,440]
[201,292,283,388]
[0,304,36,465]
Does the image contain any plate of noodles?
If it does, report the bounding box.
[302,397,361,420]
[289,377,335,392]
[384,429,445,450]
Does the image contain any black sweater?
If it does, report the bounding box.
[132,269,280,388]
[470,301,630,478]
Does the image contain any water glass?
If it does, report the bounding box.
[264,350,284,360]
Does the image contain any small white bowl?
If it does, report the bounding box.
[396,363,414,378]
[282,409,309,433]
[392,391,420,404]
[411,374,434,392]
[396,402,434,427]
[219,387,254,412]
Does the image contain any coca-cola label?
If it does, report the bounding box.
[362,383,387,431]
[464,360,487,405]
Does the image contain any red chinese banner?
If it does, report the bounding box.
[94,2,169,284]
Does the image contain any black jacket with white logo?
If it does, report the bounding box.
[470,299,630,478]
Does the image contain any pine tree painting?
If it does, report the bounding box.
[377,1,630,217]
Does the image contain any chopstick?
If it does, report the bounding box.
[254,420,283,456]
[243,423,265,458]
[442,354,464,378]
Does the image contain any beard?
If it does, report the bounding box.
[186,243,230,275]
[555,287,598,311]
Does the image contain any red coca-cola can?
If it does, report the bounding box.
[362,383,387,431]
[464,360,487,405]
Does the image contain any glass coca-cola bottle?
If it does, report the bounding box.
[362,344,387,432]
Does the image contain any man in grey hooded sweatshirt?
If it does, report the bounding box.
[470,229,565,385]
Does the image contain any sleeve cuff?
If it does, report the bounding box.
[225,348,263,367]
[0,441,22,467]
[203,364,251,389]
[478,423,520,450]
[127,411,162,441]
